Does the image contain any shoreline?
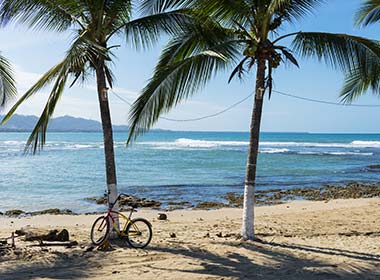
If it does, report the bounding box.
[2,182,379,217]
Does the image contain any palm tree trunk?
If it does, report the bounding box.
[95,58,119,229]
[242,58,266,240]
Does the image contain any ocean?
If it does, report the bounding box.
[1,131,380,213]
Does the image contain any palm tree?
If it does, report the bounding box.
[126,0,380,240]
[0,0,190,221]
[0,53,16,109]
[340,0,380,102]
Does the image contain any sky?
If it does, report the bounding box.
[1,0,380,133]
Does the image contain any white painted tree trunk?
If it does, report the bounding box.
[242,184,255,239]
[107,183,120,237]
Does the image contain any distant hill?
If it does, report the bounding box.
[0,114,130,132]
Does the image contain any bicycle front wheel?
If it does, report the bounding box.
[125,218,152,249]
[90,216,110,245]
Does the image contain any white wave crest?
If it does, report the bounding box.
[142,138,249,149]
[261,148,289,154]
[260,140,380,148]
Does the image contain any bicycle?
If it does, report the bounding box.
[90,193,152,249]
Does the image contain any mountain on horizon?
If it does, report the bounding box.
[0,114,130,132]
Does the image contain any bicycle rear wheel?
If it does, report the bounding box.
[125,218,152,249]
[90,216,110,245]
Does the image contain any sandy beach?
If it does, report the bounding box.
[0,198,379,279]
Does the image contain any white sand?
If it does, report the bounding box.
[0,198,379,279]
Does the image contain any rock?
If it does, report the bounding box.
[26,209,75,216]
[157,213,167,220]
[169,233,176,238]
[166,201,193,209]
[56,229,69,242]
[195,201,228,209]
[88,194,162,208]
[5,210,24,216]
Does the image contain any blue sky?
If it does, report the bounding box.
[1,0,380,133]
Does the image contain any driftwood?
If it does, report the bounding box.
[15,228,69,242]
[30,240,78,247]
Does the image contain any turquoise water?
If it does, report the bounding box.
[1,131,380,213]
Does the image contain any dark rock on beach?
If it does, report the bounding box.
[3,208,76,217]
[87,194,161,208]
[5,209,25,216]
[223,182,380,207]
[195,201,229,209]
[31,208,74,215]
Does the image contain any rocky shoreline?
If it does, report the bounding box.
[1,182,380,216]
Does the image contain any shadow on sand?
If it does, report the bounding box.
[147,239,380,280]
[0,239,379,279]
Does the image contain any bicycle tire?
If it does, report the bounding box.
[125,218,152,249]
[90,215,110,245]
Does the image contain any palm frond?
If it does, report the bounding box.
[340,49,380,103]
[355,0,380,26]
[127,23,241,143]
[0,0,83,31]
[139,0,194,14]
[267,0,325,22]
[124,9,192,50]
[25,73,68,154]
[292,32,380,72]
[0,54,17,110]
[1,35,102,153]
[228,56,250,83]
[192,0,253,28]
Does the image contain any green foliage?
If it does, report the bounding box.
[338,0,380,103]
[0,54,17,109]
[355,0,380,26]
[0,0,190,153]
[127,0,380,142]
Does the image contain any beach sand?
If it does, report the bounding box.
[0,198,379,279]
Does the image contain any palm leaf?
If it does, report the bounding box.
[267,0,325,21]
[292,32,380,72]
[139,0,194,14]
[1,35,102,153]
[127,23,241,143]
[124,9,192,50]
[355,0,380,26]
[0,0,81,31]
[25,73,68,154]
[0,54,17,109]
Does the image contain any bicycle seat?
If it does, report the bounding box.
[129,202,139,209]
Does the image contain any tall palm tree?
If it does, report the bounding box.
[0,53,16,109]
[127,0,380,240]
[340,0,380,102]
[0,0,190,221]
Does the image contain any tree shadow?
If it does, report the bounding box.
[253,239,380,262]
[147,240,380,280]
[0,249,104,280]
[0,239,378,280]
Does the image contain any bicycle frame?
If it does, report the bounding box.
[106,209,132,236]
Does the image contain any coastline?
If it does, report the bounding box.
[2,182,379,216]
[1,198,379,279]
